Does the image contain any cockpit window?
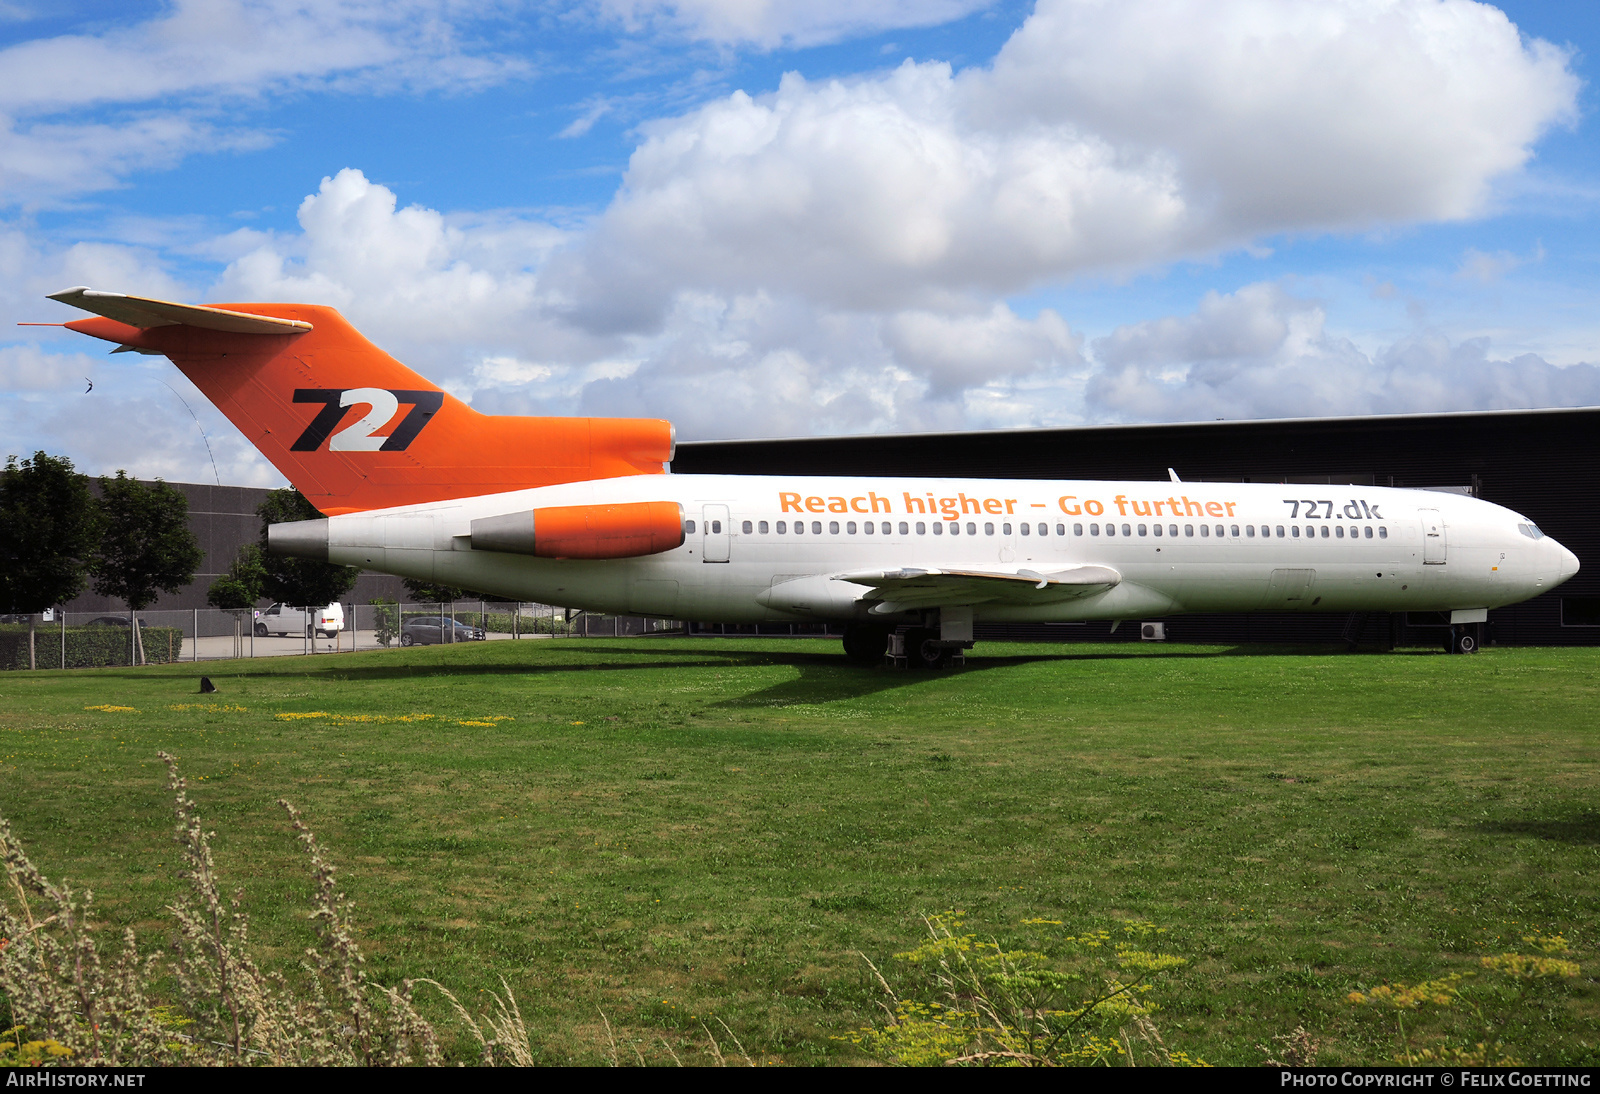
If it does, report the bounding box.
[1518,522,1546,540]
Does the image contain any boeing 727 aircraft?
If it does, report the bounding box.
[42,288,1579,666]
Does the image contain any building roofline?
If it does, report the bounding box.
[676,404,1600,449]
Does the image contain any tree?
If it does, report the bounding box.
[92,472,203,665]
[401,578,467,603]
[207,544,266,610]
[0,452,101,669]
[257,489,358,608]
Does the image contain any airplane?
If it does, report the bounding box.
[40,287,1580,666]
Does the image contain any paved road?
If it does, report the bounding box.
[183,628,538,662]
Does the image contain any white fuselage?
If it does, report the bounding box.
[322,474,1578,623]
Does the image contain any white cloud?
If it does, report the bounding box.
[1083,281,1600,422]
[977,0,1579,232]
[551,0,1577,331]
[0,0,532,205]
[1455,244,1543,284]
[0,344,101,393]
[594,0,994,49]
[213,168,564,348]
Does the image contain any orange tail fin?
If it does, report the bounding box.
[50,289,672,515]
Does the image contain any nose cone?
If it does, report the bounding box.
[1557,542,1580,584]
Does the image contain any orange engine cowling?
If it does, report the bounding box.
[470,501,685,559]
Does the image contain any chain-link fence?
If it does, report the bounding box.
[0,603,686,669]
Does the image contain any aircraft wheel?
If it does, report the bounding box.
[400,633,414,647]
[254,623,267,637]
[1454,627,1479,655]
[914,632,950,671]
[842,624,890,665]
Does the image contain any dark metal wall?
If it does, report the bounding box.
[674,407,1600,646]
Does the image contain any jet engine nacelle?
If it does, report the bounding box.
[471,501,685,559]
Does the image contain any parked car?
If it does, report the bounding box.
[400,616,486,645]
[254,603,345,638]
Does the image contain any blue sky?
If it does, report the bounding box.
[2,0,1598,486]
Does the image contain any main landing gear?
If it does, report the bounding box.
[842,622,972,670]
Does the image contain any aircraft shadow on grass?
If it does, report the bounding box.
[1475,812,1600,846]
[140,639,1417,696]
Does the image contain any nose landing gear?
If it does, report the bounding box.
[1446,622,1481,654]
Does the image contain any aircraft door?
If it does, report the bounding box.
[1419,509,1447,564]
[702,504,731,563]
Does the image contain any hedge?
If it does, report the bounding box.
[0,624,185,669]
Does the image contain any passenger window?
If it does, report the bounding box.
[883,522,893,534]
[776,521,786,534]
[812,521,822,534]
[1072,523,1082,536]
[712,521,722,533]
[742,520,752,534]
[1003,523,1013,535]
[932,522,944,535]
[1168,524,1177,537]
[916,522,926,535]
[1304,525,1312,537]
[1320,526,1328,538]
[899,522,909,535]
[758,521,768,534]
[1185,524,1194,537]
[985,522,995,535]
[1151,524,1161,536]
[846,521,856,534]
[1106,524,1115,537]
[1020,522,1030,536]
[1335,525,1344,538]
[862,521,872,535]
[1378,526,1388,539]
[1292,526,1300,538]
[968,522,977,536]
[794,521,803,534]
[1089,523,1099,536]
[685,520,696,534]
[1040,523,1048,536]
[1121,524,1132,536]
[949,522,959,536]
[1218,525,1227,537]
[1364,526,1373,538]
[1199,525,1208,537]
[1246,525,1256,538]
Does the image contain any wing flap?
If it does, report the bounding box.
[835,564,1121,610]
[48,287,312,334]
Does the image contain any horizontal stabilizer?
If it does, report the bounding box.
[48,286,312,335]
[836,564,1120,610]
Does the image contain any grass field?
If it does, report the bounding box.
[1,637,1596,1065]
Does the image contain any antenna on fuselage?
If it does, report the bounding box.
[1168,468,1181,483]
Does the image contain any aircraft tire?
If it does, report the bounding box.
[842,624,890,665]
[1454,627,1479,655]
[909,629,948,670]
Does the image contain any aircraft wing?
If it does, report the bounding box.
[834,564,1120,612]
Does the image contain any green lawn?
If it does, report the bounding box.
[1,638,1596,1065]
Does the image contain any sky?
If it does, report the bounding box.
[1,0,1598,488]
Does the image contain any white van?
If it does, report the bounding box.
[254,602,345,638]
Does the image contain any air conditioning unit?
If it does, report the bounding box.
[1141,622,1166,641]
